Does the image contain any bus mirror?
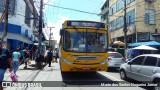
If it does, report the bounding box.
[60,29,65,36]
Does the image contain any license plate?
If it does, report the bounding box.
[82,67,90,70]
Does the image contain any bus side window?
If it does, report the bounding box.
[64,31,71,50]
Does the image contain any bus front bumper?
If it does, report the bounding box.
[61,61,108,72]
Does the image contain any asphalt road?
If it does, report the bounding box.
[24,60,154,90]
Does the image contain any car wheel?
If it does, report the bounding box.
[120,70,127,80]
[154,86,160,90]
[153,79,160,90]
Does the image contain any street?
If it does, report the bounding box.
[0,0,160,90]
[3,60,154,90]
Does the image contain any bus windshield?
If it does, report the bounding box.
[64,31,108,53]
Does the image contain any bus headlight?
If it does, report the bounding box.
[100,59,108,65]
[63,58,73,65]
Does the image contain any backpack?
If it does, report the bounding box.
[0,49,7,58]
[0,49,10,68]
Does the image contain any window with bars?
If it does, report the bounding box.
[109,3,116,15]
[144,9,155,24]
[25,4,31,27]
[126,9,135,26]
[0,0,16,15]
[116,16,123,29]
[116,0,123,12]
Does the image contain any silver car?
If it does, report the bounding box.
[108,52,125,69]
[120,54,160,89]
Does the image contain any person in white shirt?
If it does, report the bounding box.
[53,50,57,63]
[12,48,20,74]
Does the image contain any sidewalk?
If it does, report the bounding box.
[3,60,58,90]
[4,61,38,82]
[3,61,40,90]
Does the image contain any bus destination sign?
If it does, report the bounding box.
[67,21,105,28]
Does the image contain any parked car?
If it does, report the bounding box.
[108,52,125,69]
[119,54,160,90]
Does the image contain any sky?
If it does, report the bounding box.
[43,0,106,43]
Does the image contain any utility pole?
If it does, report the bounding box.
[0,10,6,26]
[2,0,9,43]
[37,0,43,69]
[48,27,54,47]
[123,0,127,58]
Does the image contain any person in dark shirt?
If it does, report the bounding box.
[24,47,30,69]
[47,48,53,67]
[0,40,12,90]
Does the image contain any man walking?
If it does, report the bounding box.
[47,47,53,67]
[24,47,30,69]
[12,48,20,75]
[0,40,12,90]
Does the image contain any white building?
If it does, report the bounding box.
[0,0,41,50]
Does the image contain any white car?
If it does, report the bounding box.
[120,54,160,90]
[108,52,125,69]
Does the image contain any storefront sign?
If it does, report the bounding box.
[137,32,150,42]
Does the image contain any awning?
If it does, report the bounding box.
[131,45,158,50]
[129,41,160,47]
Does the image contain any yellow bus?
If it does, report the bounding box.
[59,20,108,73]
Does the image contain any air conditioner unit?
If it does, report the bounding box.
[145,0,154,2]
[155,28,158,33]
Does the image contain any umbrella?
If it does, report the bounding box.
[131,45,158,50]
[113,41,125,46]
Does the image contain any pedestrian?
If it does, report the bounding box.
[0,40,13,90]
[53,50,57,62]
[47,47,53,67]
[55,50,58,63]
[10,48,14,56]
[24,47,30,69]
[12,48,20,75]
[20,48,25,64]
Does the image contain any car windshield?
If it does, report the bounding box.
[63,30,108,53]
[109,53,122,58]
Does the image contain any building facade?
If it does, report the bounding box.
[109,0,160,44]
[0,0,39,50]
[100,0,112,45]
[101,0,109,24]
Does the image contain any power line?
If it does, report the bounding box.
[46,0,51,4]
[88,0,105,20]
[45,4,99,15]
[54,0,60,24]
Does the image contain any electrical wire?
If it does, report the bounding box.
[45,0,51,4]
[88,0,105,20]
[45,4,99,15]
